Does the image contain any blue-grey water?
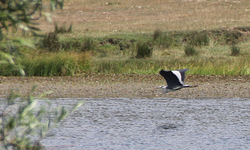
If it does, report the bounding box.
[42,98,250,150]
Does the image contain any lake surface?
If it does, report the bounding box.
[42,98,250,150]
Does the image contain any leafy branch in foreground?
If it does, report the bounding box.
[0,85,83,150]
[0,0,64,35]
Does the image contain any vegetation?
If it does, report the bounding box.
[135,41,152,58]
[0,86,83,149]
[231,45,241,56]
[184,45,198,56]
[2,26,250,76]
[1,1,250,148]
[2,0,250,76]
[0,1,83,150]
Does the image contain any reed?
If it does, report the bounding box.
[17,52,90,76]
[91,56,250,75]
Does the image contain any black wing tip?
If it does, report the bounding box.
[178,68,189,71]
[159,69,165,74]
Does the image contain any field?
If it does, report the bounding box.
[2,0,250,76]
[40,0,250,36]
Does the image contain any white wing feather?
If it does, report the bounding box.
[172,71,184,85]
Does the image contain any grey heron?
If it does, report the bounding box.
[159,69,198,93]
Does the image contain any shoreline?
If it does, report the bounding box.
[0,74,250,98]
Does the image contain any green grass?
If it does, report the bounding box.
[0,52,90,76]
[2,27,250,76]
[91,56,250,75]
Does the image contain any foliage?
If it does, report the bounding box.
[187,31,210,47]
[0,0,64,35]
[41,32,60,52]
[224,30,242,44]
[153,29,162,41]
[184,45,198,56]
[91,56,250,75]
[0,52,90,76]
[23,52,90,76]
[0,85,83,150]
[0,51,25,76]
[81,37,97,52]
[54,22,73,34]
[135,41,152,58]
[231,45,240,56]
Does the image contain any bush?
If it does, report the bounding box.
[188,32,210,47]
[81,37,97,52]
[224,30,242,44]
[54,22,73,34]
[153,29,162,41]
[0,86,83,150]
[231,45,240,56]
[135,42,153,58]
[184,45,198,56]
[42,32,60,52]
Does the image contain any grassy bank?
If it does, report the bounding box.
[2,0,250,76]
[1,27,250,76]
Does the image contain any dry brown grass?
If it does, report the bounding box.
[37,0,250,37]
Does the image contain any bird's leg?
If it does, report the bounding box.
[183,85,198,88]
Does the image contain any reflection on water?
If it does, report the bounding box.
[43,98,250,149]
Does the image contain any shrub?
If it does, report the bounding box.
[0,86,83,150]
[184,45,198,56]
[42,32,60,52]
[231,45,240,56]
[224,30,242,44]
[135,42,153,58]
[153,29,162,41]
[157,34,176,48]
[188,31,210,47]
[81,37,96,52]
[54,22,73,34]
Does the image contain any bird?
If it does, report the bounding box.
[159,69,197,93]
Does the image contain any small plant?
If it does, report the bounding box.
[0,86,83,150]
[188,31,210,47]
[135,42,153,58]
[42,32,60,52]
[153,29,162,41]
[184,45,198,56]
[54,22,73,34]
[224,30,242,44]
[231,45,240,56]
[157,34,176,48]
[81,37,96,52]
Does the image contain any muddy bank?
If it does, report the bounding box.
[0,74,250,98]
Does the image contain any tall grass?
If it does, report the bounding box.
[0,52,91,76]
[91,57,250,75]
[22,52,90,76]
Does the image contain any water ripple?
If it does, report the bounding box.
[43,98,250,150]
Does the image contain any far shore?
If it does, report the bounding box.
[0,74,250,98]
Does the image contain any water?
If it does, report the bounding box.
[42,98,250,149]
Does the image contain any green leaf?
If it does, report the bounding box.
[1,21,9,31]
[57,106,68,122]
[6,117,16,131]
[21,100,38,117]
[72,101,84,111]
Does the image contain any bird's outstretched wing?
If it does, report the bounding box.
[176,69,189,83]
[159,69,188,89]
